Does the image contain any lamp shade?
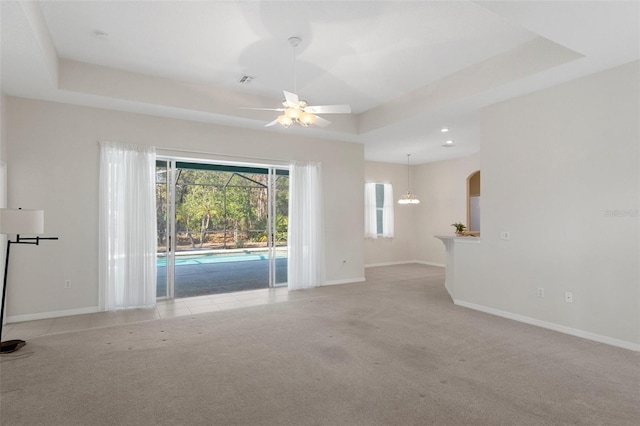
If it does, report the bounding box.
[0,209,44,235]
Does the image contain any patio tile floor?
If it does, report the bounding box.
[3,286,291,343]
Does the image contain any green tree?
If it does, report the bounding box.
[166,169,287,250]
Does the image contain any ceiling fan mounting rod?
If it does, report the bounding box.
[289,37,301,95]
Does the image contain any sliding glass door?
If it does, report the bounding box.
[155,159,288,299]
[155,160,173,300]
[272,170,289,286]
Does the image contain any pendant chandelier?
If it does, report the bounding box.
[398,154,420,204]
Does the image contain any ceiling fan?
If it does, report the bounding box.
[246,37,351,128]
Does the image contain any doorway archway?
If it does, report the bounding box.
[466,170,480,236]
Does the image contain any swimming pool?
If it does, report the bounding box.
[157,251,286,267]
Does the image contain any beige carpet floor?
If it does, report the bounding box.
[1,264,638,425]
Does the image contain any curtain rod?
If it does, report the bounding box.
[155,147,290,167]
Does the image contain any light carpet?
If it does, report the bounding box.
[1,264,638,425]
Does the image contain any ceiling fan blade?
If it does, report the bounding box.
[240,107,285,112]
[313,116,332,128]
[283,91,299,108]
[305,104,351,114]
[265,119,279,127]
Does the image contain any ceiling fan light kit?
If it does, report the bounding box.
[276,95,319,128]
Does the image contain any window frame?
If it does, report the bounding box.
[365,182,394,239]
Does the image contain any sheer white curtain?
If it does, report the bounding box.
[364,182,378,238]
[381,183,394,238]
[288,161,325,290]
[99,142,157,310]
[364,183,394,238]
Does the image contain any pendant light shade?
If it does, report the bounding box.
[398,191,420,204]
[398,154,420,205]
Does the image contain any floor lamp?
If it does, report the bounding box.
[0,208,58,354]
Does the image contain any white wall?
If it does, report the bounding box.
[364,161,416,266]
[5,97,365,319]
[0,95,6,325]
[0,94,6,162]
[466,61,639,346]
[413,153,481,266]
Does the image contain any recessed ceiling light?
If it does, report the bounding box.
[440,128,449,133]
[93,30,110,40]
[442,140,455,147]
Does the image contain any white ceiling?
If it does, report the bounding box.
[2,1,638,164]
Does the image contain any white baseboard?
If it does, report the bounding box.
[7,306,101,324]
[444,284,453,300]
[365,260,445,268]
[454,299,640,352]
[365,260,414,268]
[415,260,446,268]
[323,277,366,286]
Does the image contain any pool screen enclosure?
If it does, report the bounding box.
[155,159,289,299]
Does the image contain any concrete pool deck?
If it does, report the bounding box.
[157,257,288,298]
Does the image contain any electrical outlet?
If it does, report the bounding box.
[565,292,573,303]
[64,280,72,289]
[500,232,510,240]
[537,288,544,298]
